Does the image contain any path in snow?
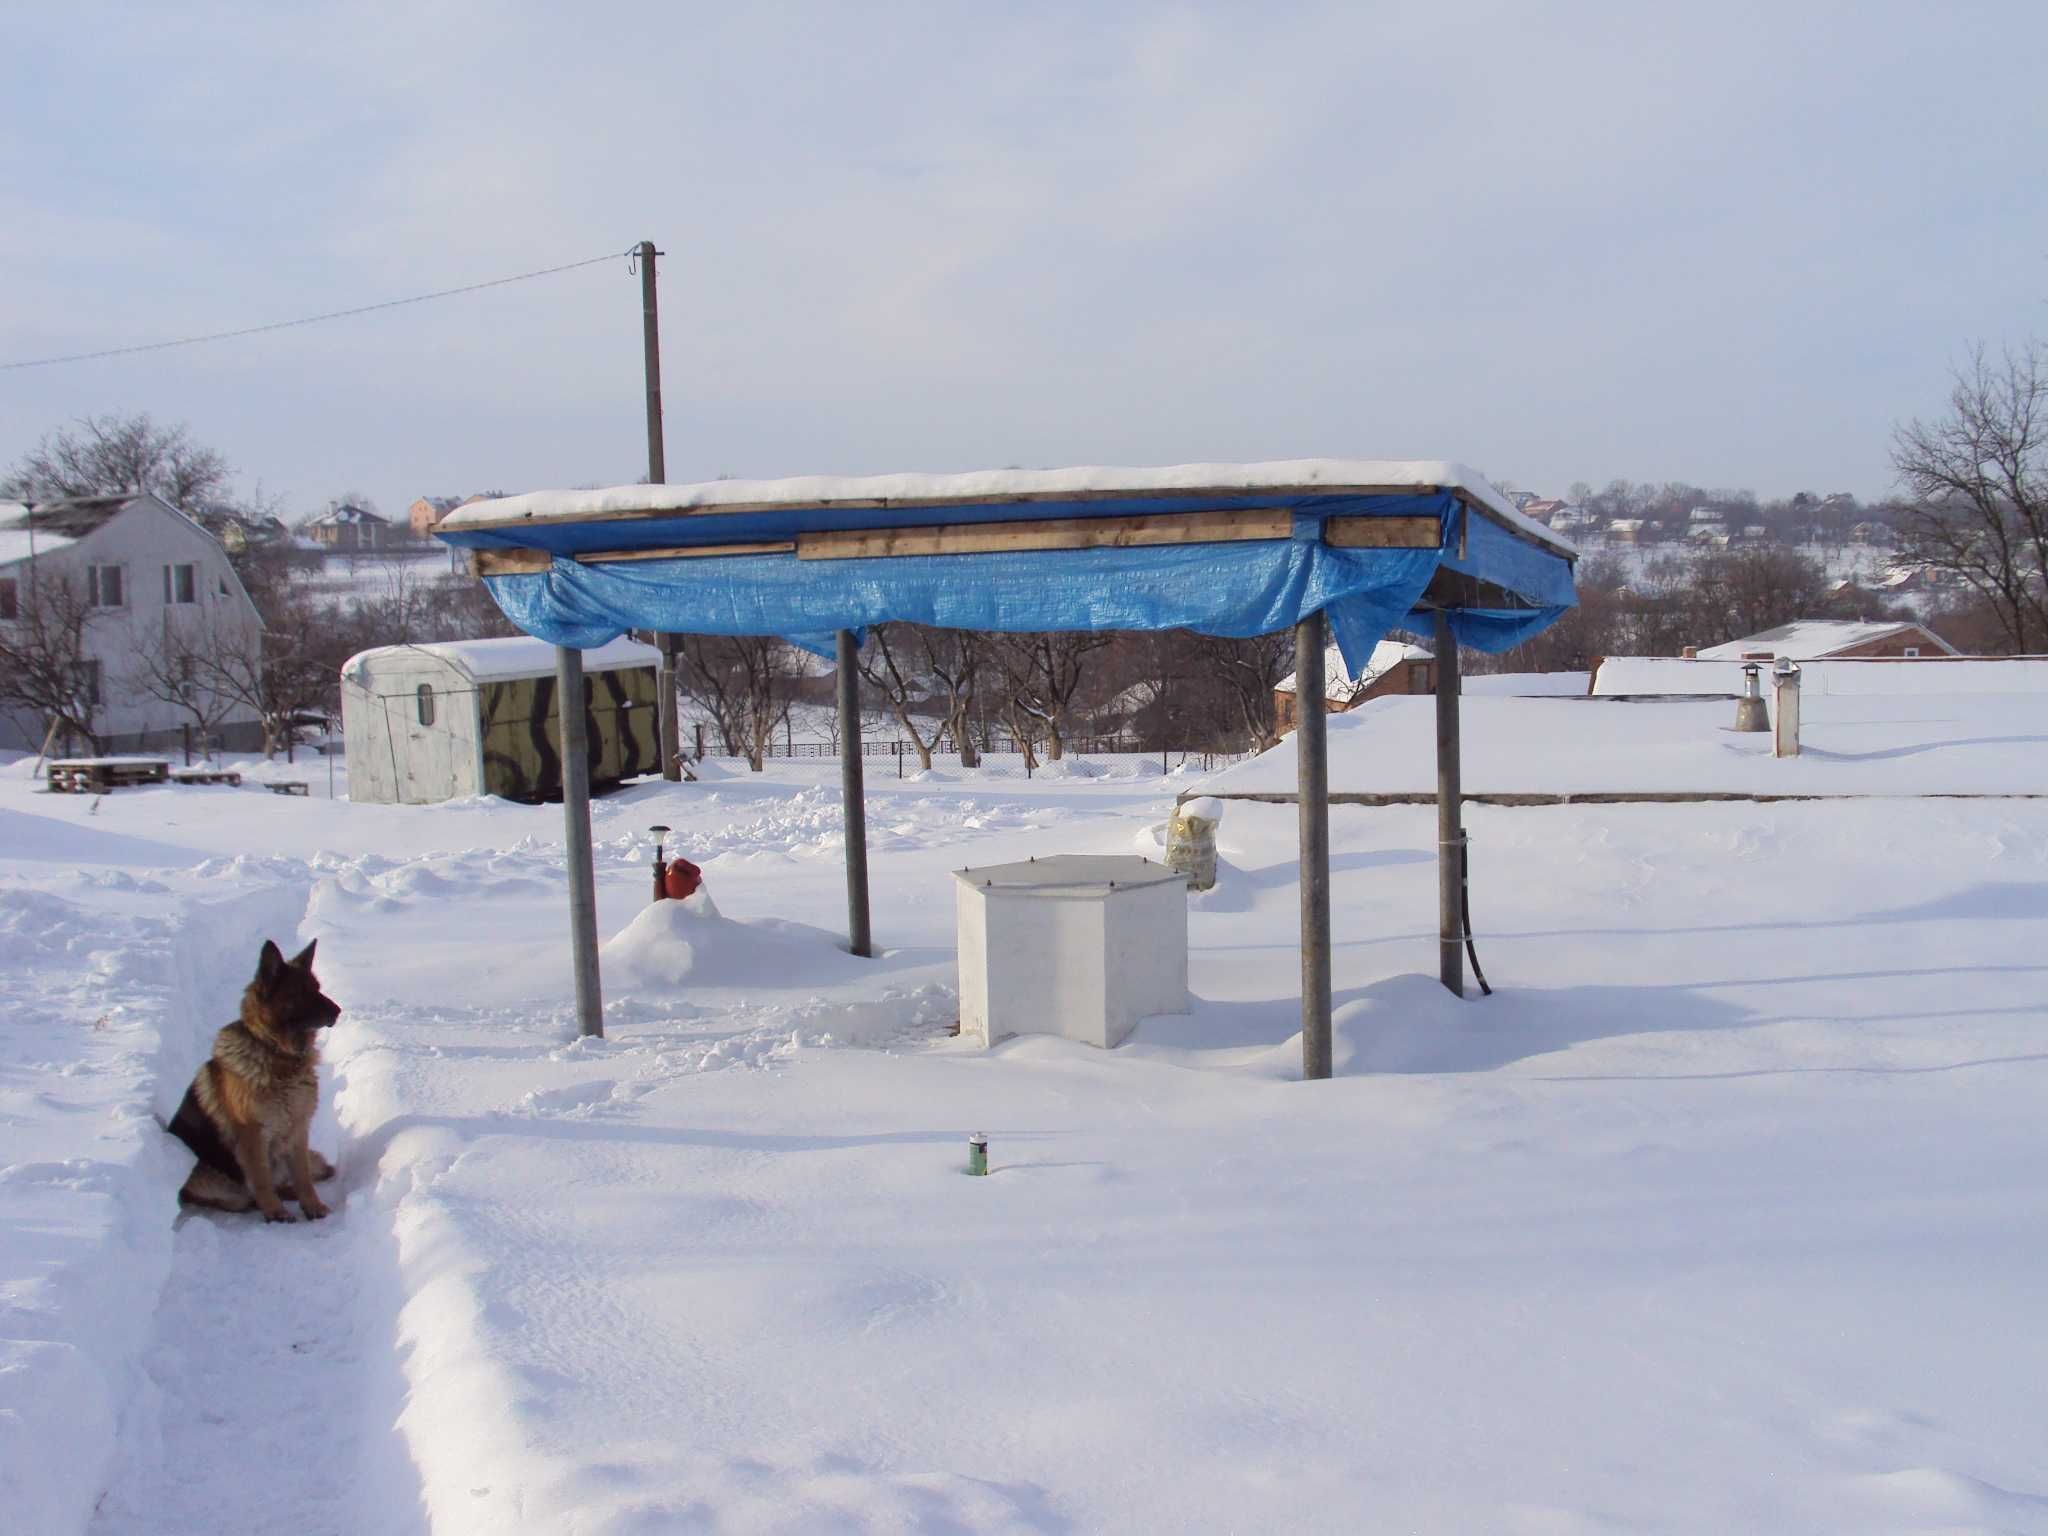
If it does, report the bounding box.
[88,1197,422,1536]
[82,870,427,1536]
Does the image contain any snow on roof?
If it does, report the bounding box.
[1592,655,2048,696]
[439,458,1574,556]
[310,504,390,526]
[1191,689,2048,798]
[342,635,661,683]
[1695,620,1953,661]
[0,519,73,565]
[0,496,143,565]
[1274,639,1432,699]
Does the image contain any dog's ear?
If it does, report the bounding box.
[256,939,286,985]
[290,938,318,970]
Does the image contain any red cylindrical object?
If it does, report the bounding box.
[663,859,702,901]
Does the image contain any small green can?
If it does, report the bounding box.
[967,1133,989,1176]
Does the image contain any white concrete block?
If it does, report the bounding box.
[953,855,1189,1049]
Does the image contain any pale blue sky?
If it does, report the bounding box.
[4,1,2043,518]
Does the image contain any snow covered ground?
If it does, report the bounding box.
[3,728,2046,1532]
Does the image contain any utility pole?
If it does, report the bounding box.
[638,238,684,781]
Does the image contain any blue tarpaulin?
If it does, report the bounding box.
[436,473,1576,673]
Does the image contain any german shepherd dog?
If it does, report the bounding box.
[167,938,340,1221]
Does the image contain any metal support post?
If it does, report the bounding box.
[556,645,604,1036]
[837,629,873,958]
[1434,607,1465,998]
[1296,610,1332,1080]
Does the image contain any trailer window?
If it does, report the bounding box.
[416,683,436,726]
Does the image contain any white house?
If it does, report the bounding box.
[0,493,264,753]
[340,635,662,804]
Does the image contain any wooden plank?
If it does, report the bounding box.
[1323,515,1441,550]
[797,508,1293,561]
[471,547,552,577]
[577,540,796,565]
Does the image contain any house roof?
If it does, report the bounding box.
[310,503,390,527]
[1695,620,1956,661]
[0,494,147,566]
[1274,639,1433,700]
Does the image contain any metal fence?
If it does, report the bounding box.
[697,740,1251,780]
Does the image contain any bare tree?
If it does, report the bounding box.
[855,623,946,770]
[992,631,1113,762]
[676,635,801,770]
[200,581,332,758]
[3,413,231,509]
[919,627,986,767]
[1891,342,2047,653]
[1681,547,1831,644]
[130,616,249,756]
[0,571,104,751]
[1189,630,1295,751]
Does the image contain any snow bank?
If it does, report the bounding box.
[0,871,310,1533]
[599,890,864,989]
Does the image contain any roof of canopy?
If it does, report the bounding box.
[435,459,1577,669]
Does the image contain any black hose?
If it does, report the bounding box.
[1458,827,1492,997]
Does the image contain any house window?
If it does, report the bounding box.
[416,683,436,726]
[89,564,126,608]
[164,563,197,604]
[73,659,101,706]
[0,577,16,621]
[1904,646,1920,657]
[218,574,230,596]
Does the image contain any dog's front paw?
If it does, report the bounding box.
[299,1196,331,1220]
[262,1204,296,1223]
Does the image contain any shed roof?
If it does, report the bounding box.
[1695,620,1955,660]
[435,459,1578,672]
[342,634,660,685]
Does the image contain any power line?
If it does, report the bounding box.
[0,249,635,371]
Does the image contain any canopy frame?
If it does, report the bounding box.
[436,462,1575,1077]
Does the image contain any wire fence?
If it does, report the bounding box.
[696,740,1251,780]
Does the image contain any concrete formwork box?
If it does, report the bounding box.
[954,855,1189,1049]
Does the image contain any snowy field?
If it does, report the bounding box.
[3,722,2046,1532]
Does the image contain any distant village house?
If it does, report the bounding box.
[304,502,394,551]
[1272,639,1436,732]
[0,493,265,753]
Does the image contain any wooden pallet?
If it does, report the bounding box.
[264,781,311,796]
[171,768,244,787]
[47,758,171,793]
